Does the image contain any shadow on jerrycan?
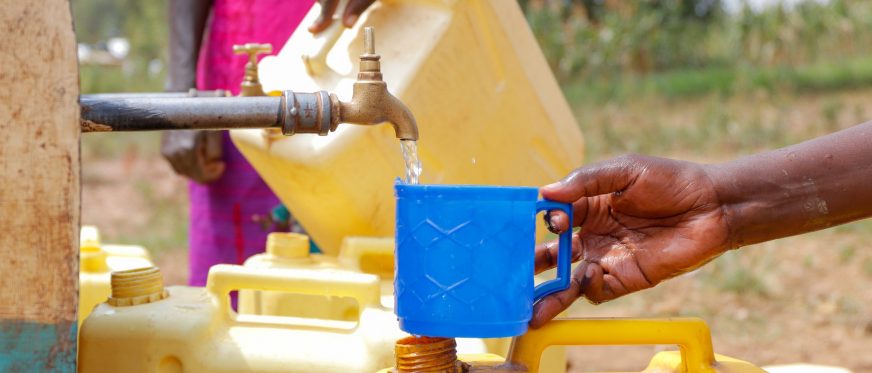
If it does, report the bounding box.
[232,0,585,255]
[78,265,405,372]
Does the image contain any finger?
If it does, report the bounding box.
[202,131,224,163]
[541,154,642,203]
[582,264,633,304]
[308,0,340,34]
[163,149,186,175]
[195,133,226,183]
[160,134,187,175]
[201,161,226,183]
[177,142,204,182]
[580,263,610,304]
[544,198,590,233]
[534,233,582,274]
[185,133,214,184]
[342,0,376,27]
[530,263,586,328]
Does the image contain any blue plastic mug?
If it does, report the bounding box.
[394,184,573,338]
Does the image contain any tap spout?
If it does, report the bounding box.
[336,26,419,141]
[338,82,419,141]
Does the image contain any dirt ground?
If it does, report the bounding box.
[81,89,872,372]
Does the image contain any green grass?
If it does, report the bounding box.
[563,55,872,105]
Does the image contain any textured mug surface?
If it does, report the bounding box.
[394,184,573,338]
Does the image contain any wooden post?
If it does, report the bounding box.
[0,0,80,371]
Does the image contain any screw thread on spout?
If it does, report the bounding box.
[395,336,461,373]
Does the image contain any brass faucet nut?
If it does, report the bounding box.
[281,90,333,136]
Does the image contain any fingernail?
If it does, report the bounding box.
[542,182,561,191]
[585,265,595,280]
[544,212,557,233]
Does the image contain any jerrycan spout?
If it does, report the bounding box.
[338,27,419,141]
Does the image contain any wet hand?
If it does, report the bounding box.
[308,0,377,34]
[531,155,731,328]
[161,130,225,184]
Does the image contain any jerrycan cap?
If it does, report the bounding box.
[266,233,310,259]
[79,225,108,273]
[79,225,101,253]
[108,267,169,306]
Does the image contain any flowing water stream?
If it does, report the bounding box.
[400,140,422,185]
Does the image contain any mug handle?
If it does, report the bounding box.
[533,200,574,302]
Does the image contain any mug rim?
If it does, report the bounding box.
[395,183,538,200]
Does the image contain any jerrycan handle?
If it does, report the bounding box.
[302,0,349,76]
[533,200,573,302]
[206,264,381,319]
[508,318,718,373]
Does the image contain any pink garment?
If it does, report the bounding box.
[189,0,315,286]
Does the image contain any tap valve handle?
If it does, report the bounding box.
[233,43,273,96]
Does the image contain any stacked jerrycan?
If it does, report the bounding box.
[240,233,565,370]
[239,233,493,354]
[380,319,767,373]
[78,225,153,327]
[231,0,585,255]
[232,2,582,371]
[239,233,362,321]
[78,265,406,372]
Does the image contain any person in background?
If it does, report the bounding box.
[531,122,872,327]
[162,0,376,286]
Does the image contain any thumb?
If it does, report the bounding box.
[541,154,642,203]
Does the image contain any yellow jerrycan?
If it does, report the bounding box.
[79,265,406,372]
[78,225,153,327]
[238,232,363,320]
[380,318,766,373]
[238,233,492,355]
[231,0,585,255]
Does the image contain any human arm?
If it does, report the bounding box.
[161,0,225,184]
[530,122,872,327]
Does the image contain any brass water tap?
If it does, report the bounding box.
[282,27,418,140]
[339,27,418,140]
[233,43,272,97]
[80,28,418,141]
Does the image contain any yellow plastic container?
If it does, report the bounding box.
[78,225,153,327]
[232,0,585,255]
[240,233,562,369]
[379,318,765,373]
[238,232,361,320]
[508,318,765,373]
[79,264,407,373]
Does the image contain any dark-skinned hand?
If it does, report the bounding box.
[308,0,377,34]
[161,130,226,184]
[530,154,730,328]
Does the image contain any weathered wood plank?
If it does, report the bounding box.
[0,0,80,370]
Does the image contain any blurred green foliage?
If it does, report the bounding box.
[524,0,872,101]
[73,0,167,93]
